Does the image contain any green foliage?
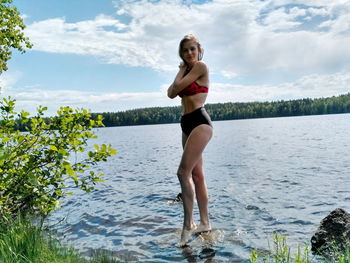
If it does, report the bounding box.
[0,216,82,263]
[272,234,291,262]
[326,243,350,263]
[0,97,116,218]
[0,0,33,72]
[250,233,350,263]
[250,248,259,263]
[91,106,182,127]
[250,233,310,263]
[92,93,350,127]
[0,216,125,263]
[337,248,350,263]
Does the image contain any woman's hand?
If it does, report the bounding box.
[167,84,176,99]
[168,63,187,99]
[179,62,187,70]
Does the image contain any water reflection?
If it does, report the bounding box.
[181,246,216,263]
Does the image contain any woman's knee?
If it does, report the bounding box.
[192,169,204,184]
[177,166,190,181]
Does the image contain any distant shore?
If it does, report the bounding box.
[13,92,350,131]
[91,93,350,127]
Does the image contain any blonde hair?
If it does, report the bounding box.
[178,34,204,65]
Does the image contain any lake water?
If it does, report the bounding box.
[49,113,350,263]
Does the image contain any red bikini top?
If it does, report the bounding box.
[178,81,208,98]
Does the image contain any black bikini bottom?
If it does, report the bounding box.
[180,107,212,136]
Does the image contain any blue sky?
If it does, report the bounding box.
[1,0,350,115]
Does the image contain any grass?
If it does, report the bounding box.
[328,244,350,263]
[0,216,125,263]
[249,233,350,263]
[338,249,350,263]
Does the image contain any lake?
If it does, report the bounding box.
[49,113,350,262]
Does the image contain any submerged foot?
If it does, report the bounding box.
[193,223,211,235]
[176,223,197,248]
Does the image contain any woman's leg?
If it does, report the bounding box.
[177,124,212,246]
[192,158,211,233]
[182,134,211,231]
[181,132,196,229]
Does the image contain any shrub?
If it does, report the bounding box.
[0,97,116,219]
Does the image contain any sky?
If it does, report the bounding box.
[1,0,350,115]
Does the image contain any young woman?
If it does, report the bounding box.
[167,34,213,247]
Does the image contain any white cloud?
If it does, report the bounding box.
[307,7,328,17]
[324,14,350,34]
[24,0,350,80]
[289,7,307,17]
[262,7,303,30]
[220,70,238,79]
[2,85,178,116]
[208,71,350,103]
[0,71,22,95]
[264,0,330,7]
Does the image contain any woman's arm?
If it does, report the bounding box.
[167,65,186,98]
[167,83,177,99]
[167,61,207,99]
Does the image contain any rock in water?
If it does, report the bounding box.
[311,208,350,257]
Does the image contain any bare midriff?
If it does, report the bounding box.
[181,93,208,115]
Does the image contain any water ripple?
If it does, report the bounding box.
[50,114,350,262]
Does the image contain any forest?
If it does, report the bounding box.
[92,93,350,127]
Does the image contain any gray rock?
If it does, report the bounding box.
[311,208,350,257]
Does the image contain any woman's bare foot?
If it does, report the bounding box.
[176,222,197,247]
[193,223,211,234]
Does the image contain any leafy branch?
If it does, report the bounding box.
[0,97,116,219]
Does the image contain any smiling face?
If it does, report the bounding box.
[179,35,203,68]
[178,34,203,67]
[181,40,200,66]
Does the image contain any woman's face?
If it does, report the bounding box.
[181,40,200,66]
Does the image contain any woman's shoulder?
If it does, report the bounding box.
[194,61,207,67]
[193,61,208,72]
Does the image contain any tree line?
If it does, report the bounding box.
[92,93,350,127]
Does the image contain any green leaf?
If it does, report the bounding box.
[1,137,10,143]
[50,145,58,151]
